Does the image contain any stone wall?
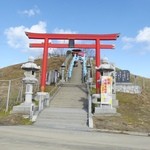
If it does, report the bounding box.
[116,83,142,94]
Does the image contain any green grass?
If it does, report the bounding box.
[0,111,10,118]
[19,116,33,125]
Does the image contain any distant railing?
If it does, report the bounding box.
[68,55,76,79]
[87,82,93,128]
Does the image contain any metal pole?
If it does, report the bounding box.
[5,80,11,112]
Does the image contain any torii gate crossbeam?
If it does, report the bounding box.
[25,32,119,93]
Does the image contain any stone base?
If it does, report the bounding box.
[94,105,116,114]
[35,92,50,112]
[12,102,34,118]
[112,99,119,108]
[112,94,119,108]
[60,79,65,83]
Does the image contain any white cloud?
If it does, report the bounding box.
[28,21,46,33]
[4,25,80,56]
[122,27,150,54]
[19,6,40,17]
[122,43,134,50]
[136,27,150,43]
[4,21,47,53]
[53,28,77,34]
[122,36,135,43]
[4,25,27,48]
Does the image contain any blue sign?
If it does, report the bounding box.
[116,70,130,82]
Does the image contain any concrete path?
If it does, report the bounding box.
[0,126,150,150]
[34,62,88,130]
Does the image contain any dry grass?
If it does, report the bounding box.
[0,56,65,80]
[93,77,150,133]
[0,113,32,125]
[0,56,65,125]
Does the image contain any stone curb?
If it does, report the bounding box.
[90,128,150,137]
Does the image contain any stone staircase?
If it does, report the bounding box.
[34,63,88,130]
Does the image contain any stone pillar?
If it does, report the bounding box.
[25,84,33,104]
[87,64,91,80]
[61,63,65,82]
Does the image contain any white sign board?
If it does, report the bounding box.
[101,76,112,105]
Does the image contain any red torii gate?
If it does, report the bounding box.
[25,32,119,93]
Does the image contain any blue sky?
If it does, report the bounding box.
[0,0,150,78]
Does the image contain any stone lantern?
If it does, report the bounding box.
[92,57,117,114]
[86,64,91,80]
[86,64,93,88]
[12,56,40,119]
[21,56,40,104]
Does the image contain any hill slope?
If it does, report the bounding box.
[93,77,150,133]
[0,56,65,125]
[0,56,65,80]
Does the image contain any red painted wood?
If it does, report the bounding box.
[25,32,119,92]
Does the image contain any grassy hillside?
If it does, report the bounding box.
[93,77,150,133]
[90,58,150,132]
[0,56,66,125]
[0,56,65,80]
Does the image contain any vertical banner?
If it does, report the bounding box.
[101,76,112,105]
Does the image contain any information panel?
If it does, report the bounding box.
[116,70,130,82]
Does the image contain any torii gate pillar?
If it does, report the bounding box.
[96,39,101,93]
[41,38,49,92]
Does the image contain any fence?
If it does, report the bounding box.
[46,54,72,85]
[0,78,22,112]
[0,78,39,112]
[46,70,60,85]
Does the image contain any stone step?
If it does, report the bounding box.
[35,118,87,126]
[50,105,85,109]
[37,113,87,120]
[34,62,88,131]
[39,107,86,113]
[34,121,88,131]
[37,116,87,122]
